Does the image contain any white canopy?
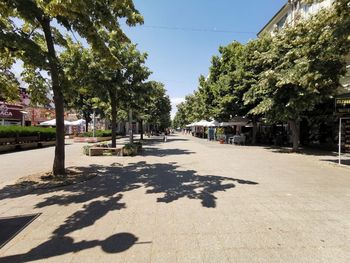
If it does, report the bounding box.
[220,117,250,127]
[39,119,73,126]
[186,119,219,127]
[205,120,220,127]
[194,120,210,126]
[69,119,86,126]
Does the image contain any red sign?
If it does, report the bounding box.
[0,103,23,120]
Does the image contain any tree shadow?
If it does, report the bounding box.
[0,161,258,261]
[0,162,258,209]
[264,146,339,157]
[0,232,143,262]
[141,135,189,145]
[321,158,350,166]
[142,147,195,157]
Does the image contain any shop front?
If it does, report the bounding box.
[0,102,24,126]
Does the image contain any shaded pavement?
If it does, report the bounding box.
[0,134,349,262]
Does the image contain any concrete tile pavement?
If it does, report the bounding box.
[0,134,349,262]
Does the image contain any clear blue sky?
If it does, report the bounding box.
[121,0,286,117]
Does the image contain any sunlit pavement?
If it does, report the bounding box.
[0,134,349,262]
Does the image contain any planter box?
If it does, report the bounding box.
[74,137,112,143]
[20,142,39,150]
[89,147,123,156]
[0,137,16,145]
[18,136,39,143]
[0,144,17,153]
[0,140,55,153]
[38,141,56,147]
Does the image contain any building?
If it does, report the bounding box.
[258,0,350,91]
[258,0,334,37]
[0,102,25,126]
[0,88,56,126]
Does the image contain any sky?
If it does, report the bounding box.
[120,0,287,118]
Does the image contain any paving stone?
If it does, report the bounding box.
[0,134,349,262]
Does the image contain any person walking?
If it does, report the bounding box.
[163,129,168,142]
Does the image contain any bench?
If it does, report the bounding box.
[89,147,123,156]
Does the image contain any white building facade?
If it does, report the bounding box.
[258,0,334,37]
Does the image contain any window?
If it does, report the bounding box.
[277,14,288,29]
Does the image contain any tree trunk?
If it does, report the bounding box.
[110,91,117,148]
[252,118,258,145]
[41,18,65,176]
[129,109,133,144]
[85,119,89,133]
[83,112,89,132]
[140,119,144,140]
[289,119,300,152]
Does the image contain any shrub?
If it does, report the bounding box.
[123,143,139,156]
[82,145,93,155]
[0,126,56,140]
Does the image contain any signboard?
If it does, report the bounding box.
[335,97,350,115]
[344,119,350,153]
[0,103,23,120]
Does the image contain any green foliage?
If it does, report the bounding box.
[141,81,172,129]
[82,145,93,155]
[0,0,144,174]
[245,0,350,124]
[122,143,139,156]
[0,55,19,102]
[175,0,350,150]
[0,126,55,140]
[215,128,225,136]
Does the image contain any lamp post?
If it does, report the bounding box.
[129,108,133,144]
[20,111,28,126]
[92,109,96,138]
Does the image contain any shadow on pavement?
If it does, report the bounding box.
[142,147,195,157]
[0,161,258,261]
[264,146,339,157]
[0,232,142,262]
[140,135,189,145]
[321,158,350,166]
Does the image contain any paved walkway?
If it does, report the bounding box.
[0,134,349,262]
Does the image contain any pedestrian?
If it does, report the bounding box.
[163,129,168,142]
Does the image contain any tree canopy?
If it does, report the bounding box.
[0,0,172,174]
[175,0,350,150]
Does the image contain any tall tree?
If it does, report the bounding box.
[143,81,171,131]
[0,0,143,175]
[244,0,350,151]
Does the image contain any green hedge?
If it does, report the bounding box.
[0,126,56,140]
[77,130,114,137]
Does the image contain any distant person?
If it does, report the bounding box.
[163,129,168,142]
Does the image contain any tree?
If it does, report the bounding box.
[0,0,143,175]
[143,81,171,131]
[60,40,96,132]
[244,1,350,151]
[0,54,19,101]
[173,102,189,129]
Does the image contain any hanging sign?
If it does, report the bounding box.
[0,103,23,120]
[335,97,350,115]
